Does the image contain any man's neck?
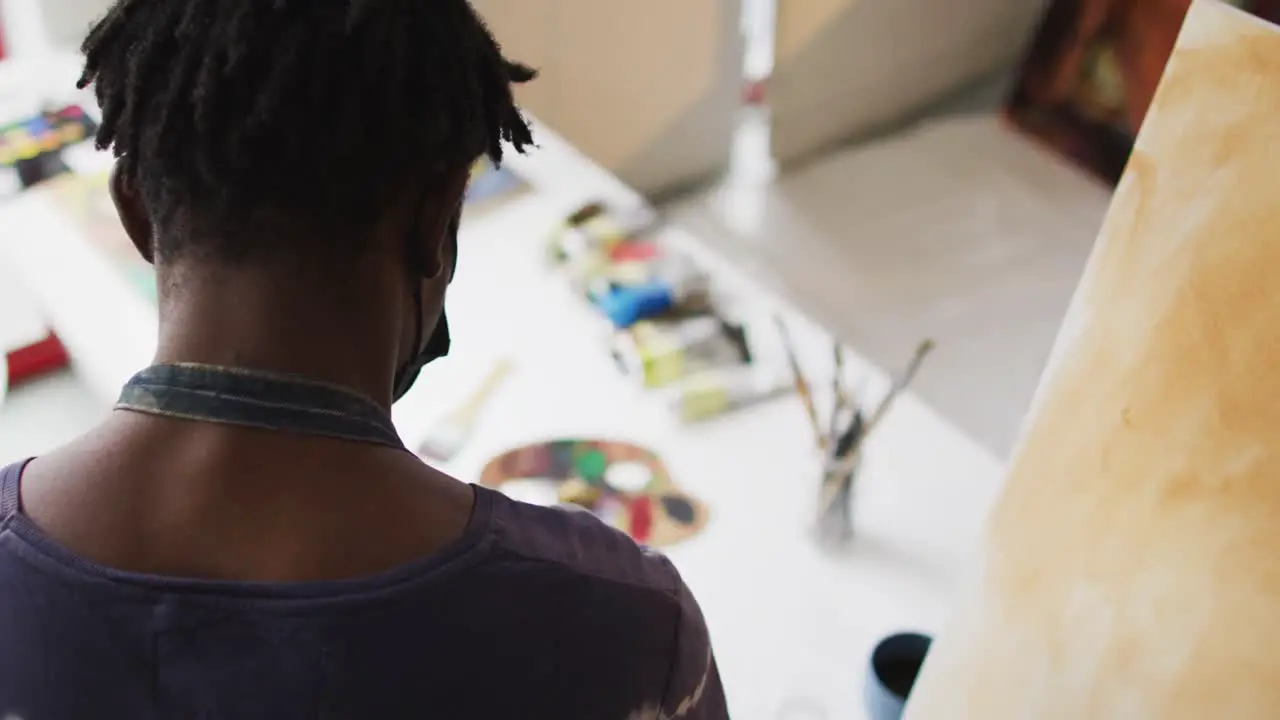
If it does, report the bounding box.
[153,261,404,409]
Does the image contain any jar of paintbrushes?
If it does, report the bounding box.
[774,319,935,547]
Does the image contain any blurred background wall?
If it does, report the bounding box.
[474,0,745,198]
[769,0,1047,166]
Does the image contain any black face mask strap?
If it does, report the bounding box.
[403,187,433,357]
[391,189,460,401]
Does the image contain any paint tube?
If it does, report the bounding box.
[551,202,658,264]
[612,315,751,388]
[669,365,794,422]
[595,250,712,328]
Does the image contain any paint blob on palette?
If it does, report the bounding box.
[479,439,709,547]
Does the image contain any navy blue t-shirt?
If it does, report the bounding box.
[0,460,727,718]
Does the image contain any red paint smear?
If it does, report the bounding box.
[627,496,653,543]
[609,241,658,263]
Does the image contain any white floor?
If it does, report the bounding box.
[668,102,1111,459]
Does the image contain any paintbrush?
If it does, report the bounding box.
[833,408,864,460]
[818,410,862,516]
[417,359,512,462]
[828,339,935,477]
[828,343,849,445]
[775,316,826,451]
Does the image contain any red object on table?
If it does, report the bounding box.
[0,14,7,60]
[626,495,654,544]
[5,333,71,387]
[608,240,659,263]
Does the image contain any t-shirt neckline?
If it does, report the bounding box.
[0,459,496,606]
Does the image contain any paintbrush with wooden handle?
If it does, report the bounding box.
[828,343,850,445]
[775,316,827,451]
[828,339,935,477]
[417,359,512,462]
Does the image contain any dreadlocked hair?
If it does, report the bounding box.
[78,0,536,262]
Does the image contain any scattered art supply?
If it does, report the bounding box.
[818,339,936,543]
[597,281,678,328]
[546,201,762,427]
[14,152,71,190]
[587,249,710,327]
[565,202,607,226]
[0,106,99,199]
[817,412,862,546]
[5,332,70,389]
[416,359,512,462]
[549,201,657,264]
[563,215,629,261]
[832,338,935,471]
[609,240,659,263]
[0,106,97,169]
[824,338,936,479]
[829,344,849,441]
[612,315,751,388]
[669,365,794,423]
[775,317,826,451]
[549,202,710,331]
[480,438,709,547]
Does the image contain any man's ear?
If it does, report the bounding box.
[108,162,156,265]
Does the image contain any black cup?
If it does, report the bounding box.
[864,632,932,720]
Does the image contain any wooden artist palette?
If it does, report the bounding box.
[479,439,708,547]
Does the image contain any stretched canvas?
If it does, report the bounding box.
[907,2,1280,717]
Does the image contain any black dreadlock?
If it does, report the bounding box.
[78,0,535,262]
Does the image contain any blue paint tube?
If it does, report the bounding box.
[598,282,675,328]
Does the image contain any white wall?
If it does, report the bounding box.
[1,0,111,55]
[475,0,744,198]
[769,0,1046,167]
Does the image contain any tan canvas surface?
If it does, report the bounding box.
[905,2,1280,717]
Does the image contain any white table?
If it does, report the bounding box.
[0,53,1006,719]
